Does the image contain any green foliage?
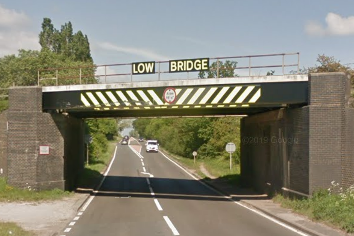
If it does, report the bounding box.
[85,119,117,161]
[198,60,238,78]
[76,141,116,189]
[133,117,241,161]
[0,178,72,202]
[0,222,34,236]
[274,182,354,233]
[0,99,8,112]
[39,18,92,62]
[0,18,96,89]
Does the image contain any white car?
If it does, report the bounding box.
[145,140,159,153]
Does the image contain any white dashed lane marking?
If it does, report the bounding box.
[154,199,163,211]
[163,216,180,235]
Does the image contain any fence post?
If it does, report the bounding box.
[56,70,58,86]
[297,52,300,74]
[217,59,220,78]
[158,62,161,81]
[79,68,82,84]
[249,57,251,76]
[37,70,40,86]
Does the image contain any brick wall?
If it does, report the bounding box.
[241,72,354,196]
[241,107,309,195]
[0,110,7,179]
[7,87,42,189]
[308,73,350,194]
[344,109,354,189]
[7,87,85,190]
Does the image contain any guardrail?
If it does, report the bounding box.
[37,52,300,86]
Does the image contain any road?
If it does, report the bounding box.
[62,139,305,236]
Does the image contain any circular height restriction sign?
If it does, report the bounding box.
[163,87,177,104]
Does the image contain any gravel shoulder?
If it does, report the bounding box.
[0,193,89,236]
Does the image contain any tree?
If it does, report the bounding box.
[39,18,57,51]
[38,18,93,62]
[291,54,354,86]
[198,60,237,78]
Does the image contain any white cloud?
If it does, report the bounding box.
[0,5,40,57]
[98,42,170,61]
[0,4,29,28]
[305,13,354,36]
[0,31,40,57]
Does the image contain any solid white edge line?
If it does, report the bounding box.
[81,145,118,212]
[81,195,94,211]
[233,201,309,236]
[159,151,198,181]
[163,216,180,235]
[159,150,309,236]
[154,199,163,211]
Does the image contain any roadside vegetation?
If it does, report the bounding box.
[273,182,354,233]
[0,178,72,202]
[133,117,241,185]
[76,140,117,190]
[0,222,34,236]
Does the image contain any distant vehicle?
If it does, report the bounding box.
[123,135,129,141]
[145,140,159,153]
[121,139,128,145]
[138,137,144,142]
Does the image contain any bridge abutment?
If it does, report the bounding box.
[3,87,84,191]
[241,72,354,196]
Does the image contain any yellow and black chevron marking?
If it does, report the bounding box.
[80,85,261,110]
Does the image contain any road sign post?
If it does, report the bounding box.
[192,151,197,164]
[225,143,236,170]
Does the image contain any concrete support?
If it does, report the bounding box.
[6,87,84,190]
[241,72,354,196]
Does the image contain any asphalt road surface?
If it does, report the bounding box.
[62,140,305,236]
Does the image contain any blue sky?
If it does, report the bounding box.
[1,0,354,78]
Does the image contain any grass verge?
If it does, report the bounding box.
[273,185,354,233]
[0,178,72,202]
[160,147,240,185]
[76,140,117,190]
[0,99,8,113]
[0,222,34,236]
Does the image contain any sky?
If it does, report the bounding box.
[0,0,354,80]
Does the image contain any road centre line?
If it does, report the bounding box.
[149,186,155,195]
[159,151,309,236]
[163,216,180,235]
[64,228,71,233]
[146,178,151,185]
[73,216,80,221]
[69,222,76,226]
[154,199,163,211]
[143,166,146,172]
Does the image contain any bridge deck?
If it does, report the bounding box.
[42,75,308,118]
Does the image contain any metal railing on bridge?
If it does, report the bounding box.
[37,52,300,86]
